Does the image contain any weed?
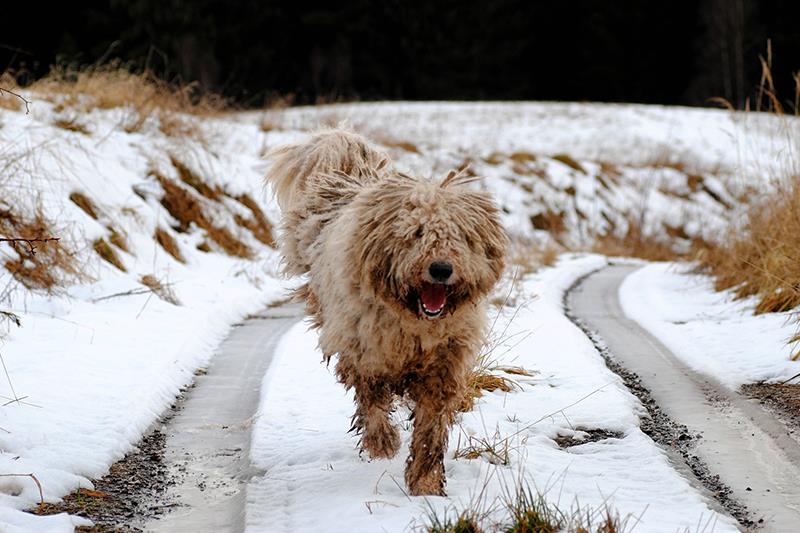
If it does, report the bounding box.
[426,511,484,533]
[140,274,180,305]
[454,432,512,466]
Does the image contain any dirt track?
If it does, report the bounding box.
[143,304,302,532]
[567,264,800,532]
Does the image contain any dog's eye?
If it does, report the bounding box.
[414,228,423,239]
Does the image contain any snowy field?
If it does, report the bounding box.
[0,97,798,531]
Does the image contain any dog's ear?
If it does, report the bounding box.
[440,167,481,188]
[461,190,509,283]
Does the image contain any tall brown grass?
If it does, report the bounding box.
[695,42,800,358]
[26,62,226,116]
[694,175,800,353]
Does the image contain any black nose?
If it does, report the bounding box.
[428,261,453,283]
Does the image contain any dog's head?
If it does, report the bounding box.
[352,171,508,320]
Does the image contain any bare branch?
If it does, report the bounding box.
[0,237,60,255]
[0,87,31,114]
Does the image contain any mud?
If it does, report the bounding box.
[742,383,800,440]
[32,424,173,532]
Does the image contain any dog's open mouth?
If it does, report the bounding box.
[418,282,447,319]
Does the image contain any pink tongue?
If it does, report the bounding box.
[421,284,446,311]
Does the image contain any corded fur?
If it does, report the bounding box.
[265,127,508,495]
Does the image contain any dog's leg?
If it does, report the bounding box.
[405,369,461,496]
[351,377,400,460]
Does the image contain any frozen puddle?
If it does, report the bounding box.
[144,304,303,533]
[568,264,800,531]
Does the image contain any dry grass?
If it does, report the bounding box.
[233,193,276,247]
[154,172,252,258]
[1,208,87,292]
[508,243,560,277]
[592,220,683,262]
[503,484,625,533]
[694,177,800,316]
[426,511,484,533]
[69,191,99,219]
[377,137,420,153]
[454,432,512,466]
[0,93,23,112]
[170,157,221,200]
[529,210,566,234]
[93,238,126,272]
[108,226,130,254]
[158,112,206,142]
[140,274,180,305]
[694,49,800,358]
[53,116,91,135]
[551,154,585,174]
[154,227,185,263]
[421,478,628,533]
[28,62,226,116]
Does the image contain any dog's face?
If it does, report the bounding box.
[352,172,507,320]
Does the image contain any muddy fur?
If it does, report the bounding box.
[265,127,508,495]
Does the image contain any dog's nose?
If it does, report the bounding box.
[428,261,453,283]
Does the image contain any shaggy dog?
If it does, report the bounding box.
[265,128,507,496]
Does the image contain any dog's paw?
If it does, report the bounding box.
[362,420,401,459]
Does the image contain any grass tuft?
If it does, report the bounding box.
[171,157,221,200]
[694,176,800,316]
[53,116,91,135]
[154,227,185,263]
[140,274,180,305]
[154,172,252,258]
[69,191,99,220]
[427,512,484,533]
[93,238,126,272]
[28,61,226,116]
[1,208,87,292]
[552,154,585,174]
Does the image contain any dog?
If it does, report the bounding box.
[265,127,507,495]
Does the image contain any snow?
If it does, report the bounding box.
[246,255,737,533]
[1,97,797,531]
[250,102,800,251]
[619,262,800,388]
[0,101,284,530]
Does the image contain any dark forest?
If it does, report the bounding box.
[3,0,800,108]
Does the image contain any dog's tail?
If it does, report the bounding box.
[265,127,389,214]
[265,127,390,278]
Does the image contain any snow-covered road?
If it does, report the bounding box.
[568,264,800,531]
[145,304,303,532]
